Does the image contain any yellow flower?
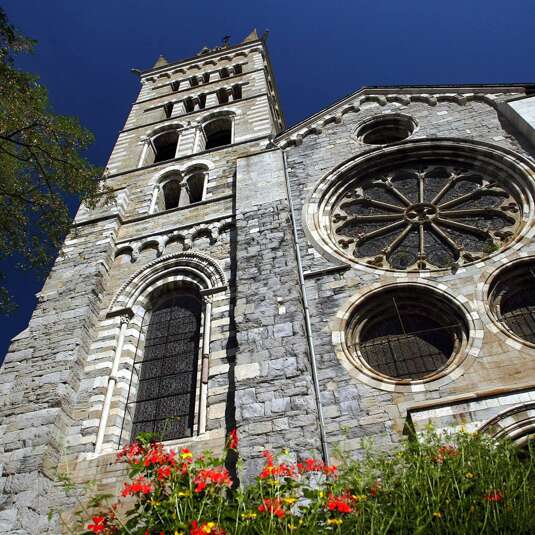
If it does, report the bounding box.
[352,494,367,502]
[283,497,297,505]
[326,518,343,526]
[174,531,184,535]
[288,524,298,531]
[241,512,257,520]
[202,522,215,533]
[177,490,191,497]
[433,511,442,518]
[465,472,475,479]
[149,498,160,506]
[319,491,324,498]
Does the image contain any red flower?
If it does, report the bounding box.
[228,428,239,450]
[297,458,337,476]
[121,475,153,497]
[258,498,285,518]
[327,493,354,514]
[157,464,172,480]
[258,451,295,479]
[193,466,232,493]
[190,520,227,534]
[144,443,171,467]
[118,442,144,464]
[483,490,504,502]
[87,516,107,533]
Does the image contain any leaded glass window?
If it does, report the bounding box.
[349,287,468,381]
[126,291,201,442]
[331,160,522,271]
[490,262,535,345]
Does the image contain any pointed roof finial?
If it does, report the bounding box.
[242,29,259,43]
[153,54,169,68]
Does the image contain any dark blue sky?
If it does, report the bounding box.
[1,0,534,357]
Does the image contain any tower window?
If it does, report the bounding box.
[233,64,242,75]
[219,67,230,79]
[216,88,229,104]
[152,131,179,163]
[187,173,205,204]
[163,102,173,119]
[232,85,242,101]
[198,93,207,110]
[203,117,232,150]
[128,291,201,441]
[171,81,180,92]
[202,72,210,83]
[190,76,199,87]
[183,97,195,113]
[162,179,181,210]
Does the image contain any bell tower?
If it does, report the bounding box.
[0,30,288,532]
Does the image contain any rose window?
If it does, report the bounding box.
[332,161,522,270]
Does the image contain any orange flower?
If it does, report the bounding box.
[433,445,459,464]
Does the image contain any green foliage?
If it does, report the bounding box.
[0,8,109,313]
[66,429,535,534]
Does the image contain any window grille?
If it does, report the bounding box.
[491,263,535,345]
[350,288,467,381]
[122,292,201,442]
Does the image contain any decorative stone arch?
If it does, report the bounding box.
[304,138,535,274]
[331,279,483,393]
[94,252,227,454]
[197,110,237,151]
[479,402,535,446]
[139,122,185,167]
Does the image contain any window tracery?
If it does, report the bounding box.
[331,160,522,270]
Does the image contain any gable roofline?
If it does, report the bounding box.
[275,83,535,143]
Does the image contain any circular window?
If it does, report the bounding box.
[310,142,530,272]
[356,114,416,145]
[489,260,535,345]
[347,286,469,382]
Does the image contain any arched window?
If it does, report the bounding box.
[187,172,206,204]
[162,179,181,210]
[203,117,232,150]
[152,131,179,163]
[128,290,202,441]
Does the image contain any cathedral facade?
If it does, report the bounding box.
[1,31,535,532]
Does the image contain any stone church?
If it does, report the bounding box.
[1,29,535,532]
